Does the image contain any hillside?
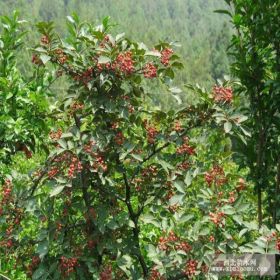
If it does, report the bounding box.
[0,0,230,85]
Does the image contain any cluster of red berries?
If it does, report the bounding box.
[205,165,227,187]
[31,54,42,65]
[201,264,209,273]
[164,182,175,200]
[213,85,233,103]
[49,128,62,140]
[175,241,192,252]
[114,131,125,145]
[99,265,113,280]
[96,62,112,72]
[83,140,96,153]
[209,235,215,242]
[168,204,179,213]
[0,180,23,249]
[228,191,236,204]
[68,156,83,178]
[27,256,41,276]
[48,167,59,179]
[99,35,114,48]
[209,211,226,227]
[60,256,78,277]
[143,63,157,78]
[149,267,166,280]
[161,48,173,66]
[70,101,84,113]
[74,66,94,85]
[114,51,134,75]
[173,120,183,132]
[158,231,178,251]
[142,165,158,177]
[87,239,96,249]
[177,161,190,171]
[236,178,246,192]
[144,120,158,144]
[165,188,175,200]
[54,48,67,64]
[56,221,63,232]
[184,259,198,277]
[176,137,195,155]
[230,271,243,280]
[132,177,144,192]
[41,35,50,45]
[276,238,280,251]
[91,153,108,172]
[1,179,13,203]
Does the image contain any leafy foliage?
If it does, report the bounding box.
[0,14,279,280]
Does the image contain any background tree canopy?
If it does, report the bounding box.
[0,0,231,87]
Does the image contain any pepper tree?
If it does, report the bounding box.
[1,14,279,280]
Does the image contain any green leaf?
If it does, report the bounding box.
[50,185,65,197]
[145,50,161,57]
[184,172,192,187]
[224,121,232,133]
[32,266,47,280]
[40,54,51,65]
[158,159,174,172]
[214,9,232,17]
[36,240,49,258]
[169,194,185,205]
[116,33,125,42]
[239,228,248,238]
[169,87,182,94]
[179,214,194,223]
[98,56,111,64]
[57,139,68,149]
[131,154,143,162]
[174,180,185,194]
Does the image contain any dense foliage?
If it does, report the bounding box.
[0,0,231,108]
[0,2,279,280]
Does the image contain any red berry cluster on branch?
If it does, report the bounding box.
[149,267,166,280]
[49,128,62,141]
[158,231,178,251]
[68,156,83,178]
[184,259,198,277]
[27,256,41,276]
[276,238,280,251]
[41,35,50,45]
[99,265,113,280]
[213,85,233,103]
[113,51,134,75]
[70,101,84,113]
[161,48,173,66]
[114,131,125,145]
[204,165,227,187]
[177,161,190,171]
[144,120,159,144]
[0,180,23,250]
[60,256,78,277]
[143,63,157,78]
[209,211,226,227]
[31,54,42,65]
[173,120,183,132]
[236,178,246,192]
[176,137,195,155]
[158,231,191,253]
[228,191,236,204]
[55,48,68,64]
